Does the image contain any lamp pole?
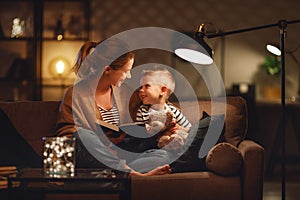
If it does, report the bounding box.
[199,19,300,200]
[279,21,287,199]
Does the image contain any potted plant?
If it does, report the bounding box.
[263,55,281,76]
[252,55,281,100]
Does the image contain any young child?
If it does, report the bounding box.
[135,66,192,150]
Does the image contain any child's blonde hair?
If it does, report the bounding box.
[141,65,175,97]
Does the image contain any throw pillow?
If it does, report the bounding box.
[192,111,226,159]
[205,142,243,176]
[170,111,225,173]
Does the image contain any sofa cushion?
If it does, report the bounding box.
[168,111,225,173]
[0,101,60,156]
[179,96,247,147]
[223,97,248,146]
[205,142,243,176]
[192,111,225,158]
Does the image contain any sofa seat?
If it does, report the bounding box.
[132,171,241,200]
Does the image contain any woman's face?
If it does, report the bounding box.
[110,58,134,87]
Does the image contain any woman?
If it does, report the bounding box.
[55,38,171,176]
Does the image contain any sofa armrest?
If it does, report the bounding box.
[238,139,264,200]
[205,142,243,176]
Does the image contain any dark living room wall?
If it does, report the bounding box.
[89,0,300,99]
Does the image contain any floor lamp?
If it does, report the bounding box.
[175,19,300,200]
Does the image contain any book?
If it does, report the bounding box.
[0,176,20,189]
[96,120,148,138]
[0,166,17,171]
[0,166,19,189]
[0,166,17,175]
[0,176,8,189]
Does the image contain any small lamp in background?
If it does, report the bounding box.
[11,17,25,38]
[55,60,65,76]
[54,19,64,41]
[48,57,71,89]
[266,44,282,56]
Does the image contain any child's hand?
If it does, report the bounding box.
[158,131,186,150]
[157,135,172,148]
[158,133,184,150]
[157,123,179,147]
[166,123,179,134]
[167,134,185,150]
[147,121,165,135]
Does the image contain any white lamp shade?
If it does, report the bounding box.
[175,48,213,65]
[266,44,281,56]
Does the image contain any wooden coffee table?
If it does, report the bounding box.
[7,168,131,200]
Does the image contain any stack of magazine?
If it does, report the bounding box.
[0,166,19,189]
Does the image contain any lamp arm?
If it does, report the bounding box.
[202,18,300,100]
[205,19,300,39]
[206,22,277,38]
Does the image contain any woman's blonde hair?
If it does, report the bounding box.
[72,39,134,76]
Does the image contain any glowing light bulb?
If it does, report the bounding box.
[56,60,65,75]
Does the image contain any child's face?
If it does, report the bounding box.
[139,75,166,105]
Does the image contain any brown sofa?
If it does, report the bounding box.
[0,96,264,200]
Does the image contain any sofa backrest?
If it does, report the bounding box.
[129,89,248,147]
[0,101,61,155]
[0,96,247,156]
[179,96,248,146]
